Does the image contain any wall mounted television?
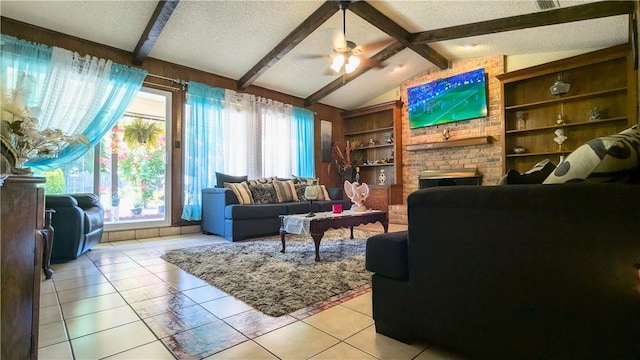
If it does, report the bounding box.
[407,68,488,129]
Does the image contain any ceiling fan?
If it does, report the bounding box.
[300,0,391,76]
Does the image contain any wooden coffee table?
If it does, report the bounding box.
[279,210,388,261]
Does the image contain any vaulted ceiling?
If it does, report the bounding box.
[0,0,634,110]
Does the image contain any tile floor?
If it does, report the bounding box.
[38,224,464,360]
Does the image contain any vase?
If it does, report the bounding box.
[378,169,386,185]
[340,168,354,183]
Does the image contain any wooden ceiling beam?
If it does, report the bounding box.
[411,1,634,44]
[304,41,406,107]
[237,1,339,90]
[348,1,448,70]
[132,0,180,66]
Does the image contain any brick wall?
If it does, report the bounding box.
[389,56,505,224]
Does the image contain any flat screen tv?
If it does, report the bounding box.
[407,68,488,129]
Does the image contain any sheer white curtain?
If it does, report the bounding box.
[37,47,112,135]
[222,90,292,179]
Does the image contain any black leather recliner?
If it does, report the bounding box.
[45,193,104,263]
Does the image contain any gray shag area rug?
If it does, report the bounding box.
[161,229,377,317]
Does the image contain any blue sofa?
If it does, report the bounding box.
[201,186,352,241]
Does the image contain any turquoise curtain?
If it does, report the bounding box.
[0,35,147,169]
[181,81,225,221]
[0,35,52,112]
[292,106,315,177]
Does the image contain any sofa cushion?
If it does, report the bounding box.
[273,180,298,203]
[247,177,277,186]
[249,183,278,205]
[544,125,640,184]
[365,231,409,280]
[224,182,254,204]
[295,184,330,201]
[292,176,318,185]
[504,159,556,184]
[216,172,248,188]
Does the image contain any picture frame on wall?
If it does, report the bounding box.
[321,120,332,162]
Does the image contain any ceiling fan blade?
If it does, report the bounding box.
[359,57,386,69]
[354,39,395,55]
[295,54,331,60]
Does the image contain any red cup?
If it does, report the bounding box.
[332,204,343,213]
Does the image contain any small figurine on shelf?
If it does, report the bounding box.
[368,138,375,146]
[355,167,360,184]
[556,114,566,125]
[385,133,393,143]
[516,111,527,130]
[554,128,568,150]
[378,169,386,185]
[588,106,600,121]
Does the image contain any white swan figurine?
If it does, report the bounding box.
[344,180,370,212]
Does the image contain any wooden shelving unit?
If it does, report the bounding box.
[497,44,637,173]
[341,100,403,208]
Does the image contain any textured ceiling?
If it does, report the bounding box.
[0,0,630,110]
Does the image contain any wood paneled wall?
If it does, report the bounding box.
[1,17,346,226]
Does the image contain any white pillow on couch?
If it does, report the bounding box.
[544,125,640,184]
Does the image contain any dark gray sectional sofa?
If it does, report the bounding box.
[201,186,352,241]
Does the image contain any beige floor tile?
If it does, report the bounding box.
[56,282,117,304]
[182,285,228,303]
[54,273,108,292]
[38,320,68,348]
[201,296,253,319]
[40,291,59,308]
[40,279,57,294]
[144,262,180,274]
[310,342,378,360]
[38,341,73,359]
[61,292,128,319]
[136,228,160,239]
[254,321,339,359]
[65,305,140,339]
[97,260,145,274]
[39,304,63,326]
[156,268,211,291]
[340,292,373,316]
[414,345,468,360]
[345,325,427,360]
[71,321,157,359]
[135,257,170,267]
[303,305,374,340]
[107,230,136,242]
[50,267,104,281]
[159,227,182,237]
[206,340,277,360]
[51,257,95,273]
[101,266,153,281]
[105,340,176,359]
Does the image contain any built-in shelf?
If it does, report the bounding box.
[352,144,394,150]
[406,136,492,151]
[505,117,628,134]
[506,150,573,157]
[358,163,394,167]
[504,87,627,110]
[345,126,394,136]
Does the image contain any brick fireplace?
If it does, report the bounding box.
[388,55,505,225]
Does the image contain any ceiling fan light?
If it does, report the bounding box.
[344,55,360,74]
[331,55,345,73]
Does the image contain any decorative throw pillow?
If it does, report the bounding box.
[224,182,254,204]
[291,175,318,185]
[216,172,247,188]
[248,183,278,205]
[295,184,330,201]
[247,177,277,187]
[505,159,556,184]
[544,125,640,184]
[273,180,298,202]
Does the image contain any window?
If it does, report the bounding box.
[36,87,171,230]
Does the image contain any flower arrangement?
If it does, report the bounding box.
[1,82,88,170]
[328,140,358,175]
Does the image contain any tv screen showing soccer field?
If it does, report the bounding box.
[407,68,488,129]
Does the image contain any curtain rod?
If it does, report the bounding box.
[146,73,187,89]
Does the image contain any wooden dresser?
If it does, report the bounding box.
[1,175,45,359]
